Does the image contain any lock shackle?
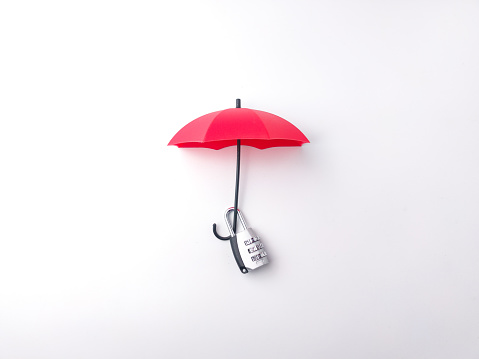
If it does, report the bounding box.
[212,207,248,241]
[224,207,247,236]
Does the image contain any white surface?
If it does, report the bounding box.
[1,1,479,358]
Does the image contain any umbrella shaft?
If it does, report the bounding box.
[233,139,240,233]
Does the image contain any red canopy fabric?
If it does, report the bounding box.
[168,108,309,150]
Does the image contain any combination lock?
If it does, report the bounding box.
[223,207,269,274]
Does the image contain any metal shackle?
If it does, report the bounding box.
[224,207,248,236]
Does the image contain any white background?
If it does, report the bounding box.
[1,1,479,358]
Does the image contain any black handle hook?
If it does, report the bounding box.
[213,223,232,241]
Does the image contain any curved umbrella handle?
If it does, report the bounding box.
[212,223,232,241]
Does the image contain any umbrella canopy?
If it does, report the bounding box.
[168,107,309,149]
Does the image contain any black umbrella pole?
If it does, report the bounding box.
[233,98,241,233]
[233,139,240,233]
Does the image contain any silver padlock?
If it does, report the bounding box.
[224,207,269,274]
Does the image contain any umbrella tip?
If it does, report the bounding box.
[236,99,241,108]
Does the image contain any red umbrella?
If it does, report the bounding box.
[168,99,309,272]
